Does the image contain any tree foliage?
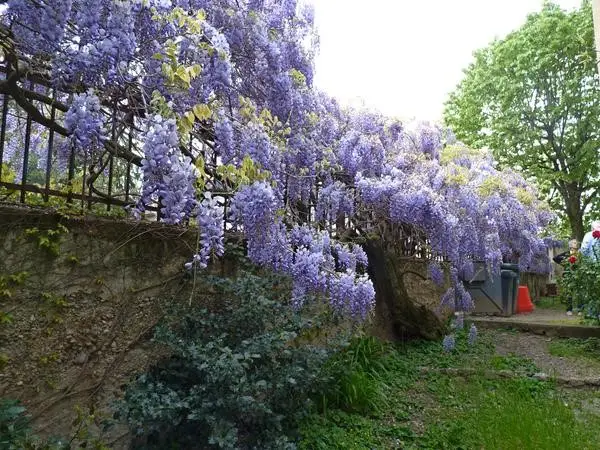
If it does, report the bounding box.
[444,1,600,241]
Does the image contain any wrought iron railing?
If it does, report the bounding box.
[0,63,437,258]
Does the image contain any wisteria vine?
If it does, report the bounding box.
[1,1,556,321]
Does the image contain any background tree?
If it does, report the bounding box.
[444,1,600,241]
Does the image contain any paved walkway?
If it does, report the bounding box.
[470,307,600,338]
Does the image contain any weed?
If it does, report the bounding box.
[0,271,29,299]
[39,292,70,327]
[0,312,13,325]
[316,336,391,415]
[66,255,79,265]
[299,409,412,449]
[536,296,563,310]
[548,337,600,361]
[0,399,109,449]
[38,352,60,366]
[23,224,68,257]
[40,292,69,309]
[489,353,537,374]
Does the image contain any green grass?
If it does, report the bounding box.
[548,337,600,361]
[547,319,587,326]
[299,410,414,449]
[535,296,564,310]
[299,328,600,450]
[488,353,537,374]
[417,375,600,450]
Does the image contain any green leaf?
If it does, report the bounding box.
[185,111,195,125]
[193,104,211,121]
[189,64,202,78]
[175,66,191,86]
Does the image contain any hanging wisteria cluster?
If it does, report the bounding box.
[1,0,555,319]
[228,181,374,317]
[136,116,198,224]
[185,192,225,270]
[62,90,105,161]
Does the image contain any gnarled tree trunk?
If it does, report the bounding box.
[562,182,585,242]
[365,239,447,341]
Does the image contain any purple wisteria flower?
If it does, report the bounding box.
[442,334,456,352]
[454,313,464,330]
[468,324,478,346]
[62,90,105,161]
[136,116,197,224]
[3,0,558,327]
[185,193,225,271]
[428,262,444,286]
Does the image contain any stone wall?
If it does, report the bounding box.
[0,204,225,448]
[0,204,457,446]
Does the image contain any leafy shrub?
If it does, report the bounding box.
[0,399,31,448]
[0,399,73,449]
[559,250,600,322]
[120,271,333,449]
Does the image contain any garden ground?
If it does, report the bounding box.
[299,324,600,450]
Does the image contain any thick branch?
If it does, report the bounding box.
[0,78,69,135]
[19,86,69,112]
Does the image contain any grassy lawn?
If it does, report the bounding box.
[548,337,600,362]
[299,329,600,449]
[535,296,565,310]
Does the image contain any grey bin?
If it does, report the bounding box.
[500,263,520,315]
[465,263,520,316]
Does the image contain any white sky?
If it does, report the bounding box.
[312,0,583,121]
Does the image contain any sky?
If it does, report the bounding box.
[311,0,583,122]
[0,1,583,122]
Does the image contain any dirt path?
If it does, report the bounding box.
[492,330,600,380]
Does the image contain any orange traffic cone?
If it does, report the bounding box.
[516,286,534,314]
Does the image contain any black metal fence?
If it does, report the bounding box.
[0,71,143,215]
[0,63,436,258]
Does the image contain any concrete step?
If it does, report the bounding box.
[471,315,600,339]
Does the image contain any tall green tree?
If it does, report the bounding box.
[444,1,600,241]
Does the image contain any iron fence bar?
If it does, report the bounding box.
[125,128,133,202]
[87,171,93,210]
[87,157,93,210]
[223,197,228,233]
[67,143,75,204]
[44,90,57,202]
[156,199,162,221]
[20,108,33,203]
[107,154,114,211]
[0,93,8,182]
[81,151,88,211]
[0,180,151,209]
[107,101,117,211]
